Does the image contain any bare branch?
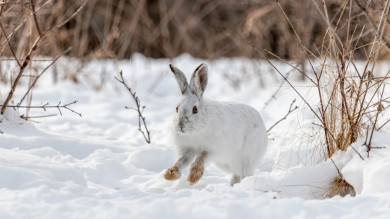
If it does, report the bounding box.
[0,101,81,117]
[29,0,42,35]
[115,71,151,144]
[267,99,298,133]
[1,0,89,115]
[366,85,386,157]
[330,158,342,178]
[1,29,48,114]
[0,22,21,67]
[17,47,72,106]
[263,67,294,107]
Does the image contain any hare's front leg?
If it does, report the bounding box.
[187,151,208,185]
[164,149,194,181]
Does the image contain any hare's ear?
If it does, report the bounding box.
[169,64,188,95]
[190,63,208,99]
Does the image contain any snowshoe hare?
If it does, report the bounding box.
[164,63,268,186]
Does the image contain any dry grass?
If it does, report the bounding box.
[253,0,390,198]
[1,0,390,61]
[310,0,390,159]
[325,175,356,198]
[262,0,390,160]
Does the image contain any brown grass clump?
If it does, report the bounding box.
[252,0,390,198]
[256,0,390,161]
[325,176,356,198]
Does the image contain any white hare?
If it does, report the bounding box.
[164,63,268,186]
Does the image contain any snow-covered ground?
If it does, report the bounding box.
[1,54,390,218]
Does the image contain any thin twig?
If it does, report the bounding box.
[330,158,343,178]
[115,71,151,144]
[20,114,57,120]
[30,0,42,35]
[17,47,72,106]
[350,145,365,160]
[371,146,386,149]
[265,50,317,85]
[249,42,322,122]
[377,118,390,130]
[0,101,81,117]
[0,22,21,67]
[0,29,48,114]
[267,99,298,132]
[366,85,386,157]
[263,67,295,107]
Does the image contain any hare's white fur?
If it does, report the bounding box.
[165,63,267,186]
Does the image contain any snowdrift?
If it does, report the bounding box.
[1,55,390,218]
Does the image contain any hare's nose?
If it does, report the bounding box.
[178,117,188,129]
[179,116,188,123]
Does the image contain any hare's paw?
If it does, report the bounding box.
[164,166,182,180]
[187,164,204,185]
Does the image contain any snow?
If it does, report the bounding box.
[1,54,390,218]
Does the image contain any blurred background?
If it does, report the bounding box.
[1,0,389,61]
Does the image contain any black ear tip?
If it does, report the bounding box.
[195,63,208,72]
[169,64,175,73]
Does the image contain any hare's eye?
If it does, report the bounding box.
[176,106,178,113]
[192,106,198,114]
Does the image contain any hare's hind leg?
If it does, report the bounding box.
[187,151,208,185]
[164,149,194,181]
[230,156,254,186]
[230,175,241,186]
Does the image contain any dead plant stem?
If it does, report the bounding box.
[115,71,151,144]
